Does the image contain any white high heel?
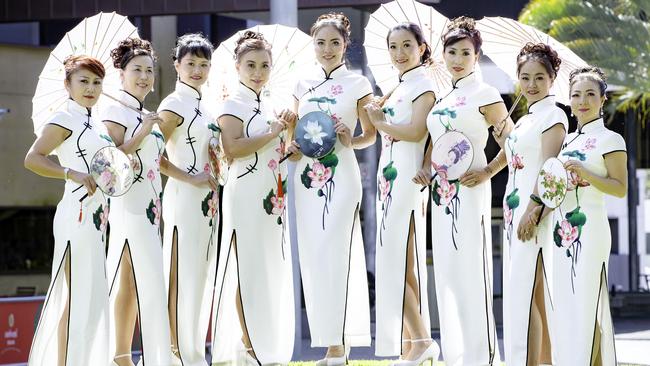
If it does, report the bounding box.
[111,353,132,366]
[395,338,440,366]
[315,344,350,366]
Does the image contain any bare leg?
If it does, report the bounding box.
[57,250,71,366]
[402,327,412,357]
[113,245,137,366]
[403,216,432,360]
[231,237,257,360]
[591,320,602,366]
[527,253,552,366]
[168,228,179,357]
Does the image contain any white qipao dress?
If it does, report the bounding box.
[426,72,503,365]
[211,83,294,364]
[101,90,171,365]
[375,66,434,356]
[502,95,567,365]
[551,118,624,365]
[29,99,111,366]
[293,64,372,347]
[158,81,219,366]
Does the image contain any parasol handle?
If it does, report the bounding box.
[278,152,293,164]
[101,92,150,115]
[505,93,523,121]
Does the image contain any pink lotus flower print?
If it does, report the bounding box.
[511,154,524,170]
[557,219,579,248]
[378,175,390,201]
[436,179,457,206]
[152,198,162,225]
[268,159,278,171]
[504,203,513,226]
[99,205,109,233]
[207,193,218,217]
[147,169,155,181]
[307,162,332,188]
[270,195,285,215]
[329,84,343,96]
[203,163,210,174]
[584,138,596,150]
[454,96,466,107]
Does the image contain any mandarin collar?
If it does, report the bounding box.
[321,63,347,79]
[577,117,604,134]
[119,89,143,110]
[399,65,426,83]
[176,80,202,100]
[67,98,91,116]
[452,71,478,89]
[237,82,262,102]
[527,94,556,114]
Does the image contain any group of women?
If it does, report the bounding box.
[23,8,627,366]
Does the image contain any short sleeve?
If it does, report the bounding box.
[217,99,244,123]
[411,79,436,102]
[542,107,569,133]
[293,80,305,100]
[357,77,373,101]
[43,111,74,133]
[601,131,626,156]
[99,103,127,128]
[477,85,503,108]
[157,95,183,115]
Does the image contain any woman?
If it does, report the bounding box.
[363,23,437,362]
[101,38,171,366]
[548,67,624,364]
[501,43,567,366]
[210,31,296,365]
[157,33,219,366]
[413,17,513,366]
[25,55,111,366]
[292,12,376,364]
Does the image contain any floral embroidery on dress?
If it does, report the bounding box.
[300,152,339,230]
[145,168,163,226]
[93,203,109,236]
[553,135,594,292]
[302,90,344,230]
[429,105,465,249]
[504,135,524,248]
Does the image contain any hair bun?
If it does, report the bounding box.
[518,42,561,74]
[569,66,606,84]
[316,12,351,37]
[447,16,476,33]
[237,30,266,46]
[110,38,156,69]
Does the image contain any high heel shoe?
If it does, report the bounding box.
[111,353,133,366]
[395,338,440,366]
[315,345,350,366]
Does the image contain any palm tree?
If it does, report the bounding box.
[519,0,649,291]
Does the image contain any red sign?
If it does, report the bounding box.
[0,296,44,365]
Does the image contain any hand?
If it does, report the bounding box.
[69,170,97,196]
[412,167,432,186]
[563,159,588,182]
[492,119,511,146]
[459,168,490,187]
[269,119,287,137]
[286,140,302,161]
[363,100,386,128]
[190,172,218,191]
[334,122,352,147]
[277,109,297,128]
[516,205,543,241]
[141,112,162,135]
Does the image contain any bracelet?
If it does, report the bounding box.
[63,167,70,181]
[530,193,544,206]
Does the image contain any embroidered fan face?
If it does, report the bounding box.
[443,38,479,81]
[570,79,605,123]
[121,55,155,101]
[65,69,103,108]
[175,54,211,90]
[518,60,554,104]
[313,25,346,71]
[388,28,424,73]
[236,49,272,93]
